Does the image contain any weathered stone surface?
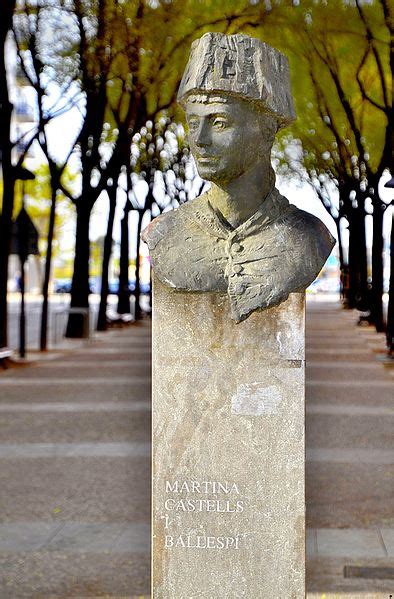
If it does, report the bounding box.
[152,280,305,598]
[177,32,296,126]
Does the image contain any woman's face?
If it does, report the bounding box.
[185,95,276,185]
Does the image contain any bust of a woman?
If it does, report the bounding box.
[142,33,334,323]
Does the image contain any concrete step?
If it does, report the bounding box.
[0,456,150,522]
[0,411,151,443]
[0,381,150,401]
[305,413,393,448]
[0,551,150,598]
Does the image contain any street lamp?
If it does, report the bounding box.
[10,167,37,359]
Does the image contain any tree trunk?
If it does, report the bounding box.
[0,139,14,350]
[65,201,92,338]
[0,3,16,348]
[386,208,394,354]
[348,200,368,311]
[147,265,152,313]
[358,204,369,311]
[40,183,58,350]
[19,256,26,358]
[97,185,117,331]
[335,218,345,273]
[347,209,358,309]
[370,202,385,332]
[117,200,131,314]
[338,185,352,307]
[133,210,144,321]
[335,218,347,304]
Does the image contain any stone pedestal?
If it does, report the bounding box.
[152,280,305,598]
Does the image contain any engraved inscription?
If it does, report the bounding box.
[162,479,245,550]
[165,534,240,549]
[222,53,236,78]
[164,498,244,513]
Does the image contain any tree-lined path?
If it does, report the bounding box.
[0,322,152,598]
[0,302,393,597]
[306,300,394,596]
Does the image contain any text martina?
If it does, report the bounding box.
[165,480,244,514]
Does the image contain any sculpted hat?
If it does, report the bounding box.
[177,32,296,128]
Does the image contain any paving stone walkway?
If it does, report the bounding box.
[0,321,152,598]
[306,299,393,598]
[0,301,393,597]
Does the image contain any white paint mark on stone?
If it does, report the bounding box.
[231,383,283,416]
[276,331,283,354]
[163,276,176,288]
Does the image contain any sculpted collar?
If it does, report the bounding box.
[184,186,290,239]
[173,186,298,323]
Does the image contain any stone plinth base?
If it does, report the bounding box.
[152,280,305,598]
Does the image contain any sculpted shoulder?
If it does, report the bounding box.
[284,205,336,287]
[140,195,207,251]
[140,196,225,291]
[291,206,335,256]
[140,209,179,250]
[141,210,184,290]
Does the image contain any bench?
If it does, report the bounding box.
[107,310,135,328]
[0,347,12,369]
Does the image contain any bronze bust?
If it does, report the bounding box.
[142,33,335,323]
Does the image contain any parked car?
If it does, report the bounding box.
[108,280,151,294]
[54,279,72,293]
[54,278,151,295]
